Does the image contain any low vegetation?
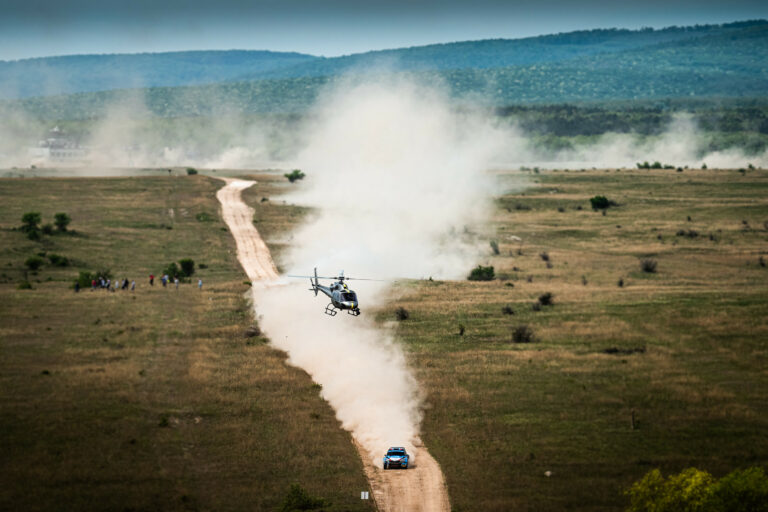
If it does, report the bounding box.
[467,265,495,281]
[0,175,371,511]
[385,167,768,511]
[626,466,768,512]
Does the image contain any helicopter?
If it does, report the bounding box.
[287,268,378,316]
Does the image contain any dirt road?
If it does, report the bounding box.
[216,178,279,282]
[216,178,450,512]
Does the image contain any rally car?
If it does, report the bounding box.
[382,447,409,470]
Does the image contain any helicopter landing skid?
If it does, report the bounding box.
[347,309,361,316]
[324,303,338,316]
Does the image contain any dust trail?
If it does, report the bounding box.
[251,75,509,464]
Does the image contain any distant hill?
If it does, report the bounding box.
[0,50,318,99]
[235,20,756,81]
[3,20,767,118]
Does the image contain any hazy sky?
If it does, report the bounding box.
[1,0,766,60]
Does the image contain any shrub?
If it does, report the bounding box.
[186,167,198,175]
[676,228,699,238]
[538,292,554,306]
[539,251,550,262]
[395,307,409,321]
[501,305,515,315]
[284,169,305,183]
[195,212,214,222]
[490,240,500,255]
[17,280,32,290]
[458,324,465,336]
[512,325,535,343]
[468,265,495,281]
[48,254,69,267]
[25,256,45,270]
[618,278,625,287]
[77,271,95,288]
[163,262,180,279]
[179,258,195,277]
[21,211,41,232]
[54,212,71,232]
[279,483,327,512]
[531,302,542,311]
[590,195,613,210]
[626,466,768,512]
[640,259,658,273]
[41,224,54,235]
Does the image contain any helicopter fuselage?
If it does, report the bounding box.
[314,281,360,315]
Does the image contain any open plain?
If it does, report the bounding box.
[1,167,767,511]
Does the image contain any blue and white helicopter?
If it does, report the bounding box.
[288,268,378,316]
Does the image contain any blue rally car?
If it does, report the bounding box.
[382,447,409,470]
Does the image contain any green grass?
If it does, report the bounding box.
[371,168,768,511]
[0,174,372,511]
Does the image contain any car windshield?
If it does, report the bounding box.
[387,450,405,456]
[342,292,357,302]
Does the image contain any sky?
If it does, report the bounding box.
[1,0,766,61]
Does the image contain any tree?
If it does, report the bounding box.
[590,196,612,210]
[284,169,306,183]
[468,265,495,281]
[626,467,768,512]
[163,262,180,279]
[179,258,195,277]
[21,212,43,233]
[25,256,45,270]
[54,213,71,232]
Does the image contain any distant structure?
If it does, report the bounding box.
[28,126,89,165]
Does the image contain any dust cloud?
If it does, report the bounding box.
[498,113,768,169]
[253,75,509,463]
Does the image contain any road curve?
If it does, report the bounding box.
[216,177,450,512]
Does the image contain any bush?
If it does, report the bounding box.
[21,212,41,232]
[284,169,305,183]
[54,212,71,232]
[512,325,535,343]
[280,483,327,512]
[25,256,45,270]
[501,305,515,315]
[590,195,614,210]
[468,265,495,281]
[195,212,214,222]
[490,240,500,255]
[77,271,95,288]
[41,224,54,235]
[539,251,550,262]
[48,254,69,267]
[626,466,768,512]
[17,280,32,290]
[640,259,658,273]
[163,262,180,279]
[538,292,554,306]
[179,258,195,277]
[186,167,198,175]
[395,307,409,321]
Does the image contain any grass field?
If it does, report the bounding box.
[2,168,767,511]
[0,173,373,511]
[371,168,768,511]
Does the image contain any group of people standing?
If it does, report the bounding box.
[148,274,203,290]
[89,277,135,292]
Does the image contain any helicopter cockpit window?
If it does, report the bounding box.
[342,292,357,302]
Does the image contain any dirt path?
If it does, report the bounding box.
[216,178,450,512]
[215,178,279,282]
